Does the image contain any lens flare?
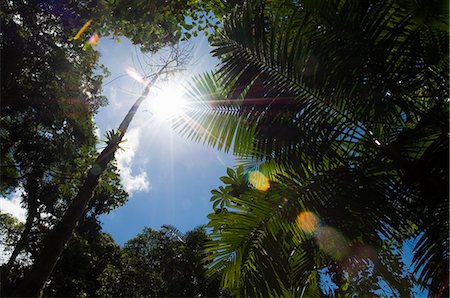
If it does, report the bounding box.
[88,33,100,46]
[296,211,320,234]
[71,18,93,41]
[126,67,144,83]
[342,245,377,277]
[315,226,349,260]
[248,171,270,191]
[180,114,206,136]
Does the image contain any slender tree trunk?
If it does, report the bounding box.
[1,171,42,293]
[1,202,37,291]
[12,82,153,297]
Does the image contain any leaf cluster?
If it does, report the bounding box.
[96,226,225,297]
[176,0,448,295]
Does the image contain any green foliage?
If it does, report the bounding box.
[0,3,126,290]
[186,0,447,172]
[0,0,120,217]
[176,0,448,296]
[1,0,206,293]
[0,213,27,287]
[97,0,187,52]
[210,166,248,212]
[174,72,255,156]
[0,213,24,257]
[178,0,241,41]
[0,217,224,297]
[206,166,424,296]
[96,226,225,297]
[2,0,447,296]
[43,217,122,297]
[0,0,171,293]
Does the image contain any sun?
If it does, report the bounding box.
[148,84,188,120]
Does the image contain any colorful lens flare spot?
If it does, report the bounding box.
[248,171,270,191]
[342,245,377,277]
[296,211,320,234]
[71,18,93,41]
[315,226,349,260]
[88,33,100,46]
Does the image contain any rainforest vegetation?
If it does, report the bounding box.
[1,0,448,296]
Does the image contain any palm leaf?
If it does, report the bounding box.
[179,0,448,295]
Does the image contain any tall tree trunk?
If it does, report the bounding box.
[12,81,153,297]
[1,201,37,292]
[1,170,43,293]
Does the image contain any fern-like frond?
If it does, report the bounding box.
[181,1,448,295]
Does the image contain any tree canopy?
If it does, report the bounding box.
[1,0,188,294]
[96,226,225,297]
[0,216,224,297]
[1,0,448,296]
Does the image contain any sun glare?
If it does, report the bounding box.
[149,85,188,120]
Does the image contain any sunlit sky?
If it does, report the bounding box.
[95,35,235,245]
[94,36,428,296]
[0,30,427,296]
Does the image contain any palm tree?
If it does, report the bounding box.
[175,0,448,295]
[205,166,421,296]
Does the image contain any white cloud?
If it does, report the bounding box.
[107,86,121,109]
[0,187,31,266]
[116,127,151,195]
[94,126,101,139]
[0,187,27,223]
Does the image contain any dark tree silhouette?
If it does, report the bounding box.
[12,48,189,296]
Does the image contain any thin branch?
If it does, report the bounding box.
[102,73,129,86]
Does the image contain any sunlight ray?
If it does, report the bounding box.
[148,87,187,120]
[185,96,297,108]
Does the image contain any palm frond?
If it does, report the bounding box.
[180,1,448,295]
[174,72,258,156]
[161,224,185,242]
[205,162,419,296]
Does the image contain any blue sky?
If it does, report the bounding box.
[95,35,234,245]
[92,35,429,296]
[0,29,428,297]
